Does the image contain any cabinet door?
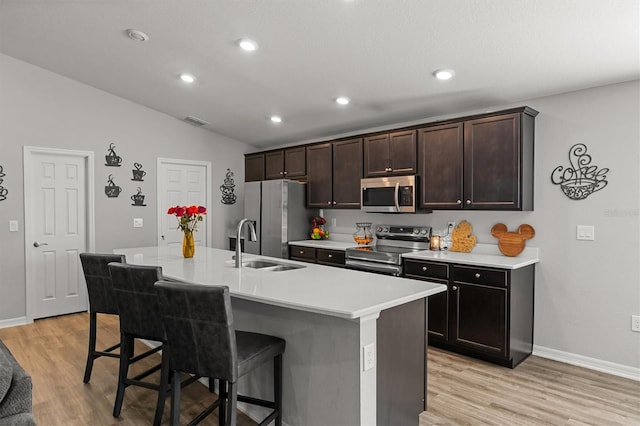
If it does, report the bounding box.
[265,150,285,180]
[418,123,464,209]
[450,282,507,357]
[388,130,416,175]
[363,133,391,177]
[332,138,363,208]
[306,143,333,208]
[284,146,306,178]
[245,153,265,182]
[463,113,521,209]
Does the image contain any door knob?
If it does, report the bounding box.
[33,242,48,247]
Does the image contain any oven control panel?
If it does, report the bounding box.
[375,225,431,241]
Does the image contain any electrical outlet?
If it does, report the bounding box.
[632,315,640,332]
[133,218,143,228]
[9,220,19,232]
[363,343,375,371]
[331,218,337,228]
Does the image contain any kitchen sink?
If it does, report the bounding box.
[241,259,305,271]
[269,264,305,272]
[243,260,281,268]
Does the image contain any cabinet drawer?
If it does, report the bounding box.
[289,246,316,261]
[404,260,449,280]
[317,249,345,266]
[452,265,507,287]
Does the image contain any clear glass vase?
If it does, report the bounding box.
[353,222,373,245]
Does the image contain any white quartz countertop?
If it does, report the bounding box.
[114,246,446,320]
[403,244,539,269]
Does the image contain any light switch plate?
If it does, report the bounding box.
[133,218,143,228]
[576,225,595,241]
[9,220,19,232]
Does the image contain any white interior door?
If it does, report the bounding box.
[24,147,95,320]
[157,158,211,248]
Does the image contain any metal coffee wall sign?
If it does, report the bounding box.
[551,143,609,200]
[0,164,7,201]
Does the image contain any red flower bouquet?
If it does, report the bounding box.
[167,205,207,233]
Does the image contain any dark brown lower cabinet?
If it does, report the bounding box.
[404,259,535,368]
[288,245,345,267]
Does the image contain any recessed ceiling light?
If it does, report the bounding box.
[126,29,149,42]
[335,96,350,105]
[433,69,455,80]
[270,115,282,124]
[179,73,195,83]
[237,38,259,52]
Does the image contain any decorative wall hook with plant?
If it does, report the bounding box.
[551,143,609,200]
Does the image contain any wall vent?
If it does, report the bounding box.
[183,115,209,127]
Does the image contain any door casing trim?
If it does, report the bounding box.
[23,146,95,322]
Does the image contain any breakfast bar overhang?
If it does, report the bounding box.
[116,246,446,426]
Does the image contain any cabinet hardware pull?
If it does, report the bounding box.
[280,171,284,175]
[327,201,331,205]
[475,273,481,278]
[333,201,336,205]
[466,199,471,205]
[456,199,462,204]
[299,250,304,254]
[283,171,287,175]
[422,266,427,271]
[452,286,458,291]
[328,254,332,258]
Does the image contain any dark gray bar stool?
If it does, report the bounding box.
[109,263,200,425]
[79,253,126,383]
[155,280,285,426]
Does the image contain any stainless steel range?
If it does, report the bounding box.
[345,225,431,276]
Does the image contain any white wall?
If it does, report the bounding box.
[322,81,640,370]
[0,54,253,320]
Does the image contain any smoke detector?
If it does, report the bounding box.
[126,29,149,42]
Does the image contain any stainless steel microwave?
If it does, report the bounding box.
[361,175,417,213]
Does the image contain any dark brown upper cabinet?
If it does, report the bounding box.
[307,138,363,209]
[364,130,416,177]
[265,146,306,180]
[244,153,265,182]
[418,107,537,211]
[418,122,464,210]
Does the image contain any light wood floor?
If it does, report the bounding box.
[1,312,638,425]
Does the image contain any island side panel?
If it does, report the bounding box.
[231,297,362,426]
[377,298,427,425]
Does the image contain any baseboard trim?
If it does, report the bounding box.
[0,316,30,329]
[533,345,640,382]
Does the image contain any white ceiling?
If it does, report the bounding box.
[1,0,638,148]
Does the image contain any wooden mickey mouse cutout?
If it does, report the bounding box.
[491,223,535,257]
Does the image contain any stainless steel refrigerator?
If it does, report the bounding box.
[244,180,316,258]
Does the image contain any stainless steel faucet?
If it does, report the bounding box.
[235,218,257,268]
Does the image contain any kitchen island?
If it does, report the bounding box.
[116,246,446,426]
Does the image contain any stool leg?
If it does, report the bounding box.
[217,380,226,426]
[113,333,132,417]
[275,354,283,426]
[226,382,237,426]
[83,311,98,383]
[170,370,181,426]
[153,347,170,426]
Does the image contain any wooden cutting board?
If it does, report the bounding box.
[491,223,535,257]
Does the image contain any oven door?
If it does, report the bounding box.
[361,176,416,213]
[345,259,402,276]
